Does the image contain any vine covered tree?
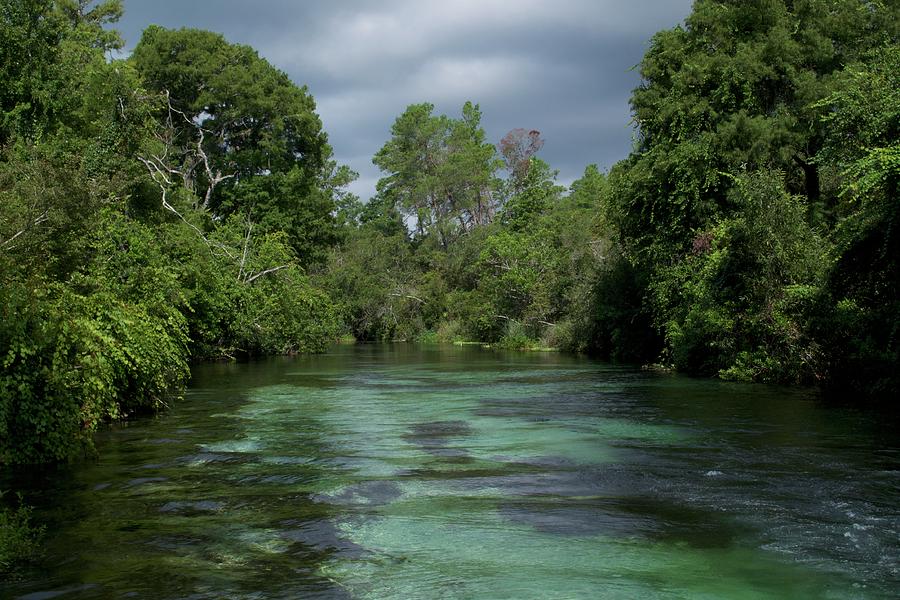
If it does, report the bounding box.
[595,0,900,383]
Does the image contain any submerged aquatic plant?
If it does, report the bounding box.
[0,493,44,578]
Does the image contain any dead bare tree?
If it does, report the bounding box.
[143,91,235,210]
[499,129,544,185]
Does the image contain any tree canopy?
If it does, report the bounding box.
[131,25,341,263]
[1,2,342,464]
[373,101,500,245]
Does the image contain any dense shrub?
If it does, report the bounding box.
[652,172,827,382]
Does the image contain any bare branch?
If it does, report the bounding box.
[192,123,235,209]
[152,89,236,208]
[244,265,289,284]
[137,155,236,261]
[1,211,49,251]
[389,292,426,304]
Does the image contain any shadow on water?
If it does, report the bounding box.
[499,494,744,548]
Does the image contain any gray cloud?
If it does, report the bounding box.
[118,0,693,199]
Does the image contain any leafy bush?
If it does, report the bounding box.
[494,320,542,351]
[230,267,339,354]
[0,495,44,577]
[652,172,826,383]
[0,283,188,463]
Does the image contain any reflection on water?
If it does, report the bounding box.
[2,344,898,599]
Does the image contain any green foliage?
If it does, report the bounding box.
[131,25,341,264]
[578,0,900,393]
[0,0,127,144]
[419,320,465,345]
[132,26,327,182]
[317,225,422,341]
[373,102,501,244]
[816,43,900,203]
[444,289,503,342]
[651,171,826,382]
[0,6,349,464]
[0,495,44,577]
[0,281,189,463]
[477,231,549,321]
[324,142,607,349]
[0,146,93,279]
[812,43,900,395]
[573,244,660,361]
[494,320,542,351]
[567,164,606,209]
[499,158,565,232]
[142,211,341,359]
[617,0,898,262]
[230,271,339,355]
[0,0,66,142]
[216,227,339,355]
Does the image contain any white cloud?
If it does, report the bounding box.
[406,55,539,104]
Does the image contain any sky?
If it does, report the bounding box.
[116,1,694,201]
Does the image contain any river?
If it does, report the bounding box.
[2,344,898,599]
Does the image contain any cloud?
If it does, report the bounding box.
[118,0,693,200]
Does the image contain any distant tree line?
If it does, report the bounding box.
[318,0,899,398]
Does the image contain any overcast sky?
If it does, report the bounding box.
[116,1,693,200]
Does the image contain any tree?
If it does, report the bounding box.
[567,164,606,209]
[499,128,544,192]
[499,157,564,232]
[618,0,900,258]
[0,0,65,143]
[131,26,340,263]
[319,224,421,341]
[814,43,900,394]
[596,0,900,380]
[656,171,827,381]
[0,0,124,144]
[373,101,500,246]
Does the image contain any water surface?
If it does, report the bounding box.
[2,344,898,598]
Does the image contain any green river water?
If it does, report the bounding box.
[2,344,898,599]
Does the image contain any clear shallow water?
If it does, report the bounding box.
[2,344,899,599]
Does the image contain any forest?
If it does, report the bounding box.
[1,0,898,472]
